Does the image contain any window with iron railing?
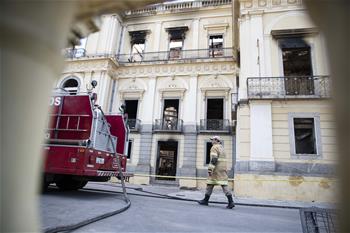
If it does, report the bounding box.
[209,35,224,57]
[280,37,314,95]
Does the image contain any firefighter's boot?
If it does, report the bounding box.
[198,194,210,206]
[226,194,235,209]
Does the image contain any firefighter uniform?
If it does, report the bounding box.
[207,143,228,186]
[198,136,235,209]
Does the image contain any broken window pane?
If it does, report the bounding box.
[209,35,223,57]
[293,118,317,154]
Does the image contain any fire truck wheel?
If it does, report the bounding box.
[56,179,88,191]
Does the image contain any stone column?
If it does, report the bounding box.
[1,2,77,232]
[179,75,198,187]
[135,76,157,184]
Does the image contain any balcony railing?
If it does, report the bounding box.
[127,119,141,132]
[247,75,331,99]
[199,119,231,132]
[124,0,232,16]
[154,119,183,132]
[116,48,234,64]
[63,48,86,59]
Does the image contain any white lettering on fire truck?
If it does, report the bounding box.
[49,97,62,106]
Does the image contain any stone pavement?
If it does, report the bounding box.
[101,181,335,209]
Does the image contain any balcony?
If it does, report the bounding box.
[199,119,231,132]
[116,48,234,64]
[127,119,141,132]
[247,76,331,99]
[153,119,183,132]
[63,48,86,59]
[124,0,232,17]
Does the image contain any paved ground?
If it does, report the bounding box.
[74,192,302,233]
[39,182,316,232]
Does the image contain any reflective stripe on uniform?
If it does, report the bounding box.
[206,179,228,186]
[218,158,227,162]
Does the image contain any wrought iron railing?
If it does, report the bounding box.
[199,119,231,132]
[116,47,234,63]
[154,119,183,132]
[127,119,141,132]
[247,76,331,99]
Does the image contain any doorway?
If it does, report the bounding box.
[156,141,178,180]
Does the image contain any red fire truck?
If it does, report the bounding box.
[42,86,129,190]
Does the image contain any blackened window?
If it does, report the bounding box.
[205,142,212,164]
[127,140,133,159]
[206,98,224,130]
[129,31,147,62]
[167,27,188,59]
[293,118,316,154]
[209,35,224,57]
[125,100,138,129]
[280,37,314,95]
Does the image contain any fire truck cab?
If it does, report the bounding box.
[43,87,130,190]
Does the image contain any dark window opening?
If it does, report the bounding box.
[127,140,133,159]
[125,100,138,129]
[205,142,212,164]
[206,98,224,130]
[156,141,178,180]
[294,118,317,154]
[280,37,314,95]
[129,31,147,62]
[163,99,179,130]
[62,78,79,95]
[167,27,188,59]
[209,35,224,57]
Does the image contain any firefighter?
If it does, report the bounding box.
[198,136,235,209]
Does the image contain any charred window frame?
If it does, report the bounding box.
[129,31,147,62]
[209,35,224,57]
[125,99,139,129]
[279,37,314,95]
[288,113,322,159]
[167,27,188,59]
[162,99,180,130]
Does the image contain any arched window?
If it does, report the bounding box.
[61,77,79,95]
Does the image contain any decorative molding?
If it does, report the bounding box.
[119,89,145,100]
[200,87,231,100]
[203,23,229,31]
[117,63,236,78]
[159,88,187,99]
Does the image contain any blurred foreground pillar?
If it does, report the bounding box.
[0,2,77,231]
[303,0,350,232]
